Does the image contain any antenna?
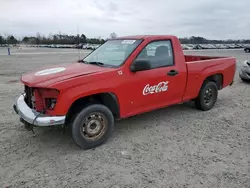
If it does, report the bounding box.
[77,24,80,61]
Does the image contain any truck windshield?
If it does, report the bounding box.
[82,39,143,67]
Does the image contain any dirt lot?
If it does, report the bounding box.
[0,47,249,188]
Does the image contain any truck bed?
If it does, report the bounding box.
[182,55,236,102]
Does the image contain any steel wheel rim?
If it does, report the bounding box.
[81,112,108,141]
[204,88,213,105]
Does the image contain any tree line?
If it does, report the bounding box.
[0,35,18,45]
[0,32,112,45]
[179,36,250,44]
[1,33,250,45]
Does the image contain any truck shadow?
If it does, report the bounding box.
[114,102,197,132]
[20,125,80,151]
[17,100,226,152]
[16,102,197,151]
[112,97,231,138]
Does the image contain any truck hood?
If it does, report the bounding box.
[21,62,110,87]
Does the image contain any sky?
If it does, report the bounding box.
[1,0,250,40]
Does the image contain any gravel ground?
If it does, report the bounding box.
[0,47,249,188]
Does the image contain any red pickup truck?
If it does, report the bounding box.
[13,35,236,149]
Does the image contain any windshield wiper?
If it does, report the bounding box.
[78,59,111,67]
[78,60,103,66]
[87,61,104,66]
[88,61,104,65]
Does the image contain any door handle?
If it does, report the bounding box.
[167,70,179,76]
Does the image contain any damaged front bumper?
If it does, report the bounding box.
[13,94,66,126]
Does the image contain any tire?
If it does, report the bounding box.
[245,49,250,53]
[195,81,218,111]
[71,104,114,149]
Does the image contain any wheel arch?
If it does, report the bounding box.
[65,92,120,125]
[203,73,223,90]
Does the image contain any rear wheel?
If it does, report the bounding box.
[71,104,114,149]
[195,81,218,111]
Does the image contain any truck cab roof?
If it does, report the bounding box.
[116,35,176,40]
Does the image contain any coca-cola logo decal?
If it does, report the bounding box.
[143,81,169,95]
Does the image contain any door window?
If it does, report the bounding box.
[135,40,174,69]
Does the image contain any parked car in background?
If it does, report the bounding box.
[199,44,208,49]
[86,44,100,50]
[242,44,250,48]
[74,43,84,49]
[207,44,213,49]
[86,44,94,50]
[22,42,250,50]
[234,44,242,48]
[181,44,188,50]
[181,44,201,50]
[193,45,203,50]
[185,44,195,50]
[244,47,250,53]
[239,60,250,82]
[87,44,96,50]
[228,44,238,49]
[82,44,89,49]
[221,44,229,49]
[214,44,226,49]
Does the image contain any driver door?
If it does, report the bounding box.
[122,40,186,116]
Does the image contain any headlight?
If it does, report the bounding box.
[33,88,59,111]
[40,89,59,110]
[45,98,57,109]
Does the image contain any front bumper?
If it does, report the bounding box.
[13,94,66,126]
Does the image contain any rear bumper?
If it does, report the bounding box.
[13,94,66,126]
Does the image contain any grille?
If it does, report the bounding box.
[24,85,33,108]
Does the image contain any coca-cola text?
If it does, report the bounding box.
[143,81,169,95]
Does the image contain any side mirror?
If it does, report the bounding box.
[130,59,151,72]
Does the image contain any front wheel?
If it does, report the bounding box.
[71,104,114,149]
[195,81,218,111]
